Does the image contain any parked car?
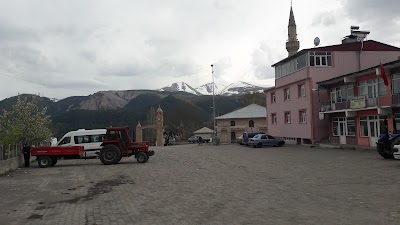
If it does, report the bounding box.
[188,136,211,143]
[237,135,243,144]
[248,134,285,148]
[242,131,265,145]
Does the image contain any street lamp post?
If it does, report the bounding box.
[211,64,216,144]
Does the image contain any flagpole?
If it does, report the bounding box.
[376,66,380,110]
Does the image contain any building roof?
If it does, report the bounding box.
[317,59,400,87]
[289,6,296,26]
[216,104,266,120]
[193,127,214,134]
[272,40,400,67]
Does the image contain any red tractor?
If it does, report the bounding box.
[99,126,154,165]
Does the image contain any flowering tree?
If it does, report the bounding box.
[0,96,53,144]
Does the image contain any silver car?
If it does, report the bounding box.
[248,134,285,148]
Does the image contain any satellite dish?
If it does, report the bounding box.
[314,37,320,47]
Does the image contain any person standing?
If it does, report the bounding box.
[22,144,31,167]
[198,136,203,146]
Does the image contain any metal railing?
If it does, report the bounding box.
[320,95,394,112]
[0,142,51,161]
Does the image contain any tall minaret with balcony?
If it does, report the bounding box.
[286,3,300,57]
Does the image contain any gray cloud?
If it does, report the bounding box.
[0,45,56,74]
[212,58,232,79]
[312,13,336,27]
[0,22,40,43]
[79,50,97,63]
[213,0,237,10]
[100,58,201,78]
[251,42,279,79]
[342,0,400,22]
[340,0,400,44]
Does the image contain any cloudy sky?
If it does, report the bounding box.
[0,0,399,100]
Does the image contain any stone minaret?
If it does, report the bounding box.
[286,4,300,56]
[156,106,164,146]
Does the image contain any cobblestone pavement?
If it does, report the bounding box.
[1,144,400,225]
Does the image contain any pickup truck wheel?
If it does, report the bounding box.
[136,152,148,163]
[100,144,121,165]
[50,158,58,167]
[38,156,53,168]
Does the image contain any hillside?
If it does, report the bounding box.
[0,89,265,139]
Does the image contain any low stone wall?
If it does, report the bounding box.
[0,155,23,175]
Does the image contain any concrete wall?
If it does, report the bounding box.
[0,155,23,175]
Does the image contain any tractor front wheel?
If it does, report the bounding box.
[100,145,121,165]
[136,152,148,163]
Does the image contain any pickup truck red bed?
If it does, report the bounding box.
[31,146,84,168]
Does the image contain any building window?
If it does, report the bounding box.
[275,53,308,79]
[271,113,277,124]
[392,74,400,94]
[284,88,290,101]
[271,92,276,104]
[358,78,386,98]
[309,52,332,67]
[331,84,354,103]
[249,120,254,127]
[359,116,368,137]
[395,113,400,132]
[332,119,339,136]
[332,117,355,136]
[298,84,305,98]
[332,117,345,136]
[299,111,306,123]
[285,112,291,124]
[347,117,356,136]
[230,121,235,126]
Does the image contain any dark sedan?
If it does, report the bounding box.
[248,134,285,148]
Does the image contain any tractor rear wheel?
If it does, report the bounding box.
[100,145,121,165]
[136,152,148,163]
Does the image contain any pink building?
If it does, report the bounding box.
[265,6,400,144]
[318,60,400,147]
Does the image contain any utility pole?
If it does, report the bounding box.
[211,64,216,143]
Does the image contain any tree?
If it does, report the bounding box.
[0,96,53,144]
[241,91,266,107]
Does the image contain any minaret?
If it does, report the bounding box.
[286,2,300,56]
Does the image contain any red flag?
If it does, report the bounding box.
[380,62,389,86]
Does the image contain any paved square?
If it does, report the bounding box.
[0,144,400,225]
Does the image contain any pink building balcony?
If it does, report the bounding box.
[320,95,394,114]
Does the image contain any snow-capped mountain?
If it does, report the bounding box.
[159,81,267,96]
[195,82,225,95]
[158,82,201,95]
[218,82,266,96]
